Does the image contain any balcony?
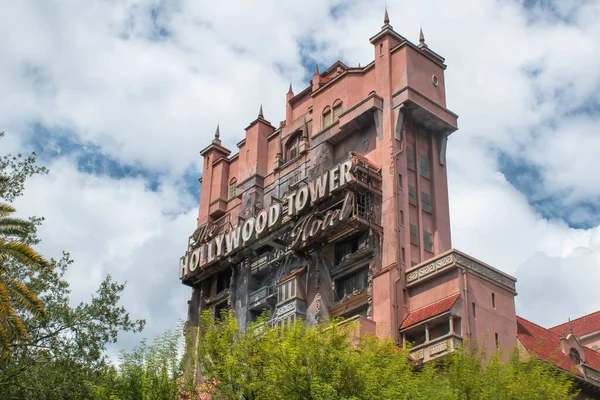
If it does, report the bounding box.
[408,333,463,363]
[248,286,275,311]
[250,250,285,276]
[208,198,227,219]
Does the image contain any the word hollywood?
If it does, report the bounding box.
[180,160,355,279]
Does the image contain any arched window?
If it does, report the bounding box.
[228,178,237,199]
[570,348,581,364]
[285,132,301,161]
[322,106,332,129]
[333,99,343,121]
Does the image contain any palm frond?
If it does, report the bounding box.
[0,203,15,216]
[0,217,34,236]
[0,239,50,269]
[5,277,46,319]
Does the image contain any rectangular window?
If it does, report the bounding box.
[229,182,237,199]
[407,147,415,171]
[495,333,499,349]
[421,192,432,214]
[278,278,297,304]
[335,267,368,301]
[408,185,417,206]
[472,302,477,319]
[400,210,404,225]
[410,224,419,246]
[419,155,429,178]
[216,270,231,293]
[401,247,406,264]
[492,292,496,309]
[334,232,367,265]
[398,174,403,188]
[423,230,433,253]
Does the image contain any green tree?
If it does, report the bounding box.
[0,132,146,398]
[190,311,578,400]
[0,202,50,357]
[90,328,183,400]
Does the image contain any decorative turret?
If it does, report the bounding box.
[311,64,321,91]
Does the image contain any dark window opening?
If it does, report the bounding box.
[408,186,417,206]
[334,232,368,265]
[214,302,228,319]
[419,155,429,178]
[472,302,477,319]
[495,333,499,349]
[335,267,368,301]
[216,269,232,294]
[356,190,373,220]
[333,100,343,120]
[492,292,496,309]
[410,224,419,246]
[285,132,300,161]
[421,192,432,213]
[407,147,415,171]
[570,348,581,364]
[423,230,433,253]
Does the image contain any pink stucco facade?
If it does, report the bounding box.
[180,12,522,364]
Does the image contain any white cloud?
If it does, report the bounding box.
[2,0,600,348]
[13,159,196,352]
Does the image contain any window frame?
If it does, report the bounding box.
[332,100,343,121]
[277,278,297,305]
[228,179,237,199]
[334,266,368,302]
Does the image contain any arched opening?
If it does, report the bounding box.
[333,99,343,121]
[322,106,332,129]
[285,132,301,161]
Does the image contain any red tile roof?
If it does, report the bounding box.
[400,293,460,330]
[517,316,582,376]
[549,310,600,338]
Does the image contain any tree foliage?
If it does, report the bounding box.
[0,132,146,398]
[188,311,578,400]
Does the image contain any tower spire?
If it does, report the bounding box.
[384,7,390,25]
[314,63,319,76]
[213,124,221,144]
[288,83,293,94]
[418,26,428,49]
[258,104,264,119]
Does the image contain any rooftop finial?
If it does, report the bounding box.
[384,7,390,25]
[314,63,320,76]
[418,26,428,49]
[568,318,573,335]
[358,62,361,68]
[213,124,221,144]
[258,104,264,118]
[288,83,293,94]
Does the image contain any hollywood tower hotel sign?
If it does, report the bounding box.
[180,11,521,366]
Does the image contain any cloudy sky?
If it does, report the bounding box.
[1,0,599,355]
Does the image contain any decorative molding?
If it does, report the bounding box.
[406,251,516,292]
[429,340,448,356]
[584,366,600,384]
